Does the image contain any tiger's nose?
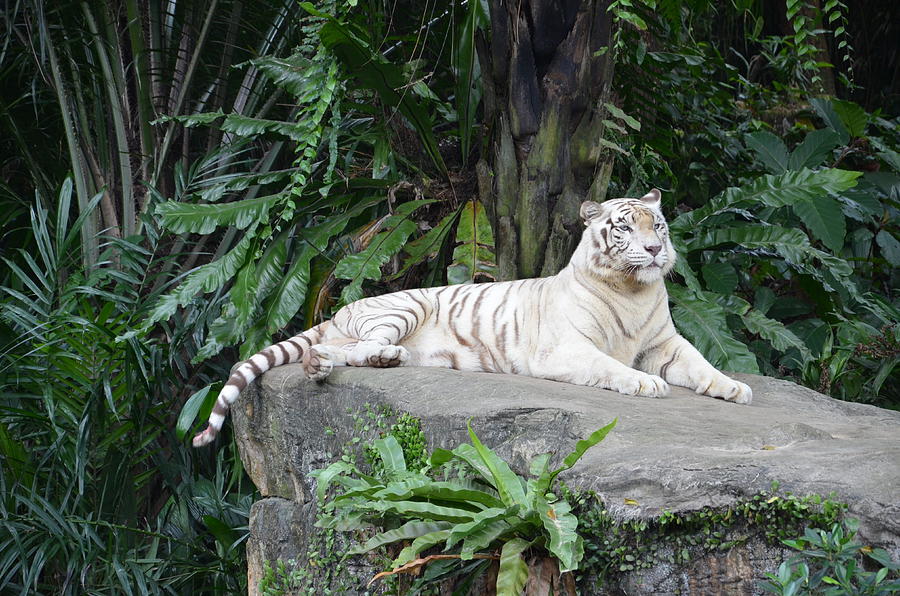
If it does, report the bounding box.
[645,244,662,256]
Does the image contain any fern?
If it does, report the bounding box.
[335,200,434,306]
[156,193,285,235]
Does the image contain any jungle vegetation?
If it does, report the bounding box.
[0,0,897,592]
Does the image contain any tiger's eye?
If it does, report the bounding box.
[617,225,632,233]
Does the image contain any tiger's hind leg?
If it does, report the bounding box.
[326,296,423,368]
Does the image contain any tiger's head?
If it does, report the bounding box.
[575,189,675,284]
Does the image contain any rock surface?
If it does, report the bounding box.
[233,365,900,594]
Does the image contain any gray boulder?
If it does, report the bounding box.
[233,365,900,594]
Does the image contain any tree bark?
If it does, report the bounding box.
[478,0,615,280]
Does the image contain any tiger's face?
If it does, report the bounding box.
[578,189,675,284]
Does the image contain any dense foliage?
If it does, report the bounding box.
[0,0,897,593]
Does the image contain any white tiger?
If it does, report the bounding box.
[192,189,752,447]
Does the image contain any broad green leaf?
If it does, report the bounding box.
[496,538,530,596]
[311,461,357,502]
[347,520,451,556]
[701,262,738,294]
[810,97,850,144]
[791,195,846,252]
[745,131,789,174]
[373,435,407,477]
[668,285,760,373]
[788,129,841,169]
[534,495,583,572]
[447,200,497,285]
[876,230,900,266]
[528,453,552,479]
[459,516,518,560]
[671,168,861,233]
[203,515,237,551]
[686,224,809,258]
[398,481,504,509]
[156,193,284,235]
[368,499,478,523]
[445,506,512,551]
[740,309,812,361]
[831,99,868,138]
[392,529,452,567]
[175,385,215,440]
[446,443,495,484]
[263,217,351,335]
[466,421,527,508]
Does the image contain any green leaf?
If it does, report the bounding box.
[528,453,552,479]
[745,131,789,174]
[455,0,486,160]
[739,308,812,361]
[560,419,617,471]
[535,495,583,572]
[335,200,434,304]
[382,480,504,509]
[262,216,351,336]
[671,168,861,233]
[312,461,358,502]
[459,516,518,560]
[496,538,530,596]
[156,193,284,235]
[203,515,237,551]
[445,506,513,552]
[791,195,846,252]
[175,385,215,440]
[373,435,407,477]
[701,262,738,294]
[875,230,900,266]
[810,98,850,144]
[146,229,257,327]
[604,103,641,131]
[442,444,495,484]
[668,285,760,373]
[447,200,497,285]
[392,529,452,567]
[368,499,478,523]
[831,99,868,138]
[394,207,462,280]
[788,129,841,169]
[347,520,451,556]
[466,421,527,508]
[535,419,617,496]
[305,7,447,176]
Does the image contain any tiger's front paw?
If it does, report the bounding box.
[366,345,409,368]
[612,372,669,398]
[696,373,752,405]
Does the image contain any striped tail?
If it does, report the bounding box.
[192,323,329,447]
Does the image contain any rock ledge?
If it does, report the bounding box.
[233,365,900,594]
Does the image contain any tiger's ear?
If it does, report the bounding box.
[640,188,662,209]
[580,201,604,225]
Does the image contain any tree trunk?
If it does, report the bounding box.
[478,0,615,280]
